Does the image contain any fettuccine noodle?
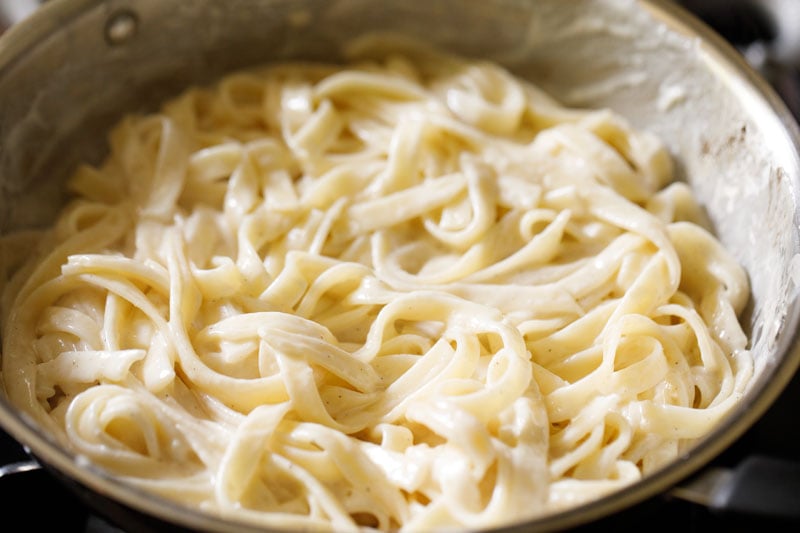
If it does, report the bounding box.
[0,43,752,531]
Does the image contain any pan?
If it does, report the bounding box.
[1,0,800,531]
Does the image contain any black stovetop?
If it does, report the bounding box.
[3,1,800,532]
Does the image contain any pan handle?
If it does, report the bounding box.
[671,455,800,520]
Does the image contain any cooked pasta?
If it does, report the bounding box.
[0,43,752,531]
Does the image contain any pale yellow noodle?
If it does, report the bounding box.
[0,45,752,531]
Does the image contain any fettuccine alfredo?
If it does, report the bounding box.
[0,43,752,531]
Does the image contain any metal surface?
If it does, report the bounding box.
[671,467,733,508]
[0,0,41,30]
[673,455,800,518]
[1,0,800,531]
[0,458,40,478]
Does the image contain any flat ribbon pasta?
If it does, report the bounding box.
[0,44,752,531]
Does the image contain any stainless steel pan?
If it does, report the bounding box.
[2,1,800,531]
